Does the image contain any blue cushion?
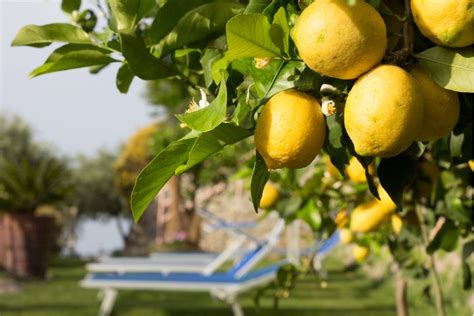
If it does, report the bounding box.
[88,264,281,284]
[225,245,263,277]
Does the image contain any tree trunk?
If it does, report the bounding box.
[186,213,201,246]
[115,216,128,244]
[164,175,183,243]
[395,266,409,316]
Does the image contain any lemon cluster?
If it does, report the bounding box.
[255,0,465,170]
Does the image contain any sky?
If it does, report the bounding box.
[0,0,158,256]
[0,0,155,156]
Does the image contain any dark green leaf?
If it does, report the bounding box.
[324,115,349,176]
[416,46,474,93]
[116,62,135,93]
[450,131,464,157]
[378,154,416,207]
[147,0,213,45]
[77,9,98,33]
[357,156,379,199]
[251,151,270,212]
[61,0,81,13]
[176,80,227,132]
[159,2,243,57]
[11,23,91,47]
[244,0,272,13]
[463,261,472,290]
[131,138,196,222]
[462,240,473,289]
[426,220,458,254]
[120,33,176,80]
[295,68,324,91]
[226,13,282,60]
[367,0,382,9]
[261,0,281,18]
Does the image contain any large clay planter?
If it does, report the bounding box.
[0,213,54,278]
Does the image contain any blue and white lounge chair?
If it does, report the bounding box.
[82,226,341,316]
[81,219,286,316]
[87,210,278,275]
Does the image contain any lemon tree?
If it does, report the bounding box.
[12,0,473,315]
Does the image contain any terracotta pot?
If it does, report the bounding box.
[0,213,54,278]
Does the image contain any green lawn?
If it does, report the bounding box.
[0,257,470,316]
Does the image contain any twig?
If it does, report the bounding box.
[415,205,446,316]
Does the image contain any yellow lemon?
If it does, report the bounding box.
[344,65,424,158]
[255,89,326,169]
[259,183,280,209]
[411,0,474,47]
[469,160,474,172]
[324,155,341,179]
[291,0,387,79]
[346,157,376,183]
[409,66,460,141]
[339,228,353,244]
[353,245,370,262]
[350,186,396,233]
[350,200,391,233]
[334,210,349,228]
[391,214,403,235]
[377,185,397,210]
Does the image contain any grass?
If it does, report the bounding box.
[0,256,470,316]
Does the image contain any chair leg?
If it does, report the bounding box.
[230,300,244,316]
[99,288,117,316]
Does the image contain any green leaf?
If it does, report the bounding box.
[226,13,282,60]
[367,0,382,9]
[131,138,196,222]
[251,151,270,212]
[295,68,324,91]
[116,62,135,93]
[270,7,289,55]
[323,115,349,176]
[426,220,458,254]
[377,154,416,207]
[42,43,111,63]
[298,200,322,231]
[462,240,473,289]
[450,131,465,158]
[61,0,81,13]
[176,124,252,173]
[236,59,305,98]
[29,46,117,78]
[11,23,91,47]
[261,0,281,18]
[174,48,201,58]
[176,80,227,132]
[147,0,213,45]
[357,156,379,199]
[244,0,272,13]
[200,49,223,87]
[109,0,156,32]
[120,33,176,80]
[159,2,243,57]
[416,46,474,93]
